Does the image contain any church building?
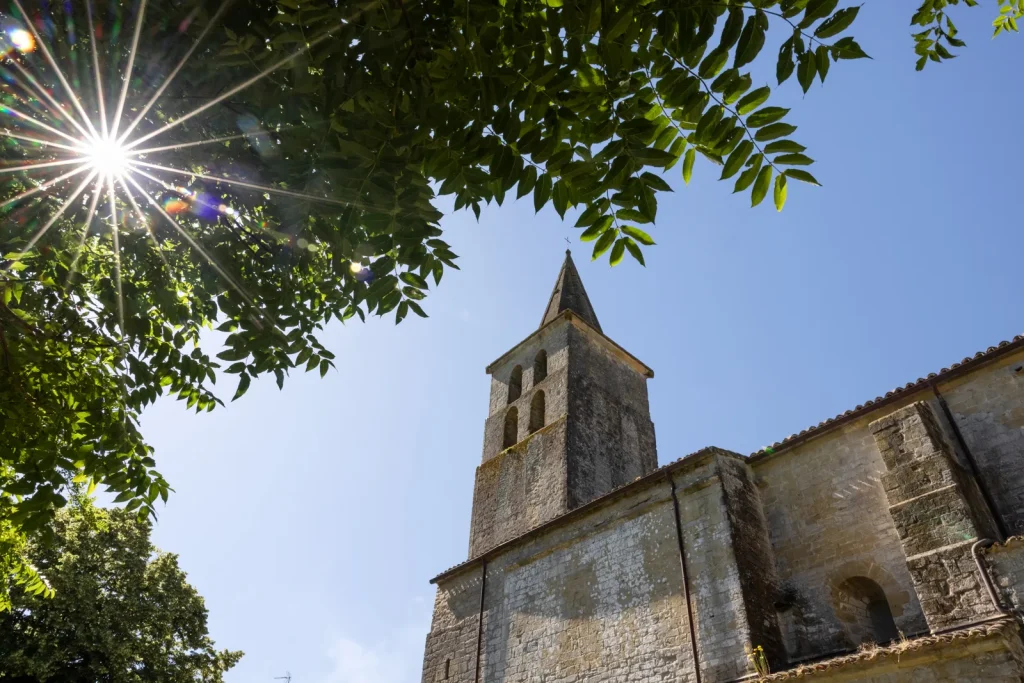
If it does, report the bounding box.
[421,252,1024,682]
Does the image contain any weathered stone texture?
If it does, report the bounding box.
[717,456,786,668]
[565,323,657,509]
[754,420,926,659]
[471,316,656,557]
[478,484,696,683]
[469,418,569,557]
[422,566,483,683]
[939,353,1024,534]
[870,402,1000,630]
[674,455,771,681]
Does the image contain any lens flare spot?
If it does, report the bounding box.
[354,267,374,284]
[163,198,189,215]
[8,29,35,53]
[349,261,363,274]
[85,136,129,179]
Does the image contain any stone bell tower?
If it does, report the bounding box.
[467,251,657,557]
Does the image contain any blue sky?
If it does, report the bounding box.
[140,5,1022,682]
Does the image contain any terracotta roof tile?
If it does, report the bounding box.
[760,619,1017,680]
[751,334,1024,459]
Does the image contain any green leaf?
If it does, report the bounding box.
[699,48,729,79]
[632,147,676,167]
[747,107,789,128]
[755,123,798,142]
[400,271,428,289]
[784,169,822,185]
[581,216,613,241]
[816,44,831,81]
[815,6,860,38]
[232,374,251,401]
[616,209,652,225]
[534,173,552,213]
[777,40,796,84]
[640,171,673,192]
[721,140,753,180]
[517,165,538,199]
[624,238,646,266]
[552,180,570,218]
[774,153,814,165]
[736,87,770,115]
[610,238,627,266]
[797,50,817,92]
[719,8,745,50]
[734,154,763,193]
[751,167,772,207]
[764,140,807,154]
[591,229,617,261]
[575,202,604,228]
[799,0,839,29]
[621,225,656,246]
[832,36,870,60]
[774,174,788,211]
[735,12,768,68]
[682,148,696,185]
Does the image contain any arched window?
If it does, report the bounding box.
[533,350,548,384]
[529,391,545,434]
[507,365,522,404]
[834,577,899,646]
[503,408,519,449]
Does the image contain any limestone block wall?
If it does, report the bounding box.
[469,418,569,557]
[477,483,697,683]
[674,453,784,680]
[753,419,926,660]
[422,566,484,683]
[937,352,1024,535]
[482,324,570,462]
[870,402,1001,630]
[565,324,657,509]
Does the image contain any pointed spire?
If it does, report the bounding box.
[540,250,602,333]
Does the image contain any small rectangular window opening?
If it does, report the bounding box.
[444,658,451,679]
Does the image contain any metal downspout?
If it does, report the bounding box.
[668,473,703,683]
[474,560,487,682]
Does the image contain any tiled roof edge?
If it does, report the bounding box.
[759,618,1018,680]
[749,334,1024,462]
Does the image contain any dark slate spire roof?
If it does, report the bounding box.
[540,250,602,333]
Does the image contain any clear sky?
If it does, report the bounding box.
[139,5,1022,682]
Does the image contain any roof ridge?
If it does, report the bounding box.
[751,334,1024,460]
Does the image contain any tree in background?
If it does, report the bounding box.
[0,0,1017,604]
[0,498,242,680]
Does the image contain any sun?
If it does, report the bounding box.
[83,135,129,180]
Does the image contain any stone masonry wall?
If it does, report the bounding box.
[938,352,1024,535]
[565,324,657,509]
[422,566,484,683]
[753,417,927,660]
[870,402,1000,631]
[478,482,696,683]
[673,457,758,681]
[717,456,786,669]
[468,418,569,557]
[482,324,570,462]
